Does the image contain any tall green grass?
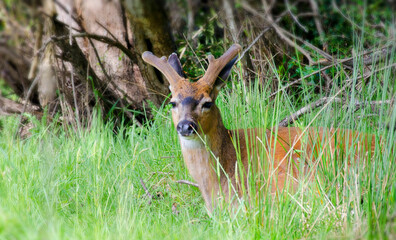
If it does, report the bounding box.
[0,45,395,239]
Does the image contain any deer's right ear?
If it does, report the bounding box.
[168,53,185,78]
[213,56,238,92]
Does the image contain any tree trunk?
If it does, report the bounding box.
[124,0,176,98]
[0,0,175,125]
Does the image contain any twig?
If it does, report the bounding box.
[68,2,72,45]
[62,11,81,128]
[15,75,40,138]
[53,0,80,26]
[176,180,199,188]
[85,61,91,118]
[261,0,275,16]
[186,0,196,40]
[87,38,113,89]
[332,1,363,32]
[279,97,342,127]
[236,28,270,63]
[191,15,218,40]
[183,34,206,70]
[53,12,144,125]
[151,171,171,175]
[86,37,142,126]
[28,18,43,80]
[296,12,320,18]
[36,33,136,62]
[70,66,80,129]
[237,3,289,62]
[279,97,394,127]
[353,99,394,112]
[309,0,327,50]
[241,1,313,64]
[342,46,395,67]
[0,95,40,116]
[222,0,239,42]
[280,28,334,62]
[140,178,154,204]
[322,71,332,92]
[271,21,314,64]
[96,21,119,42]
[269,50,395,98]
[285,0,308,32]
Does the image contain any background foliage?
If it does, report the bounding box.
[0,0,395,239]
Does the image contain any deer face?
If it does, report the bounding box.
[142,44,241,139]
[169,80,217,138]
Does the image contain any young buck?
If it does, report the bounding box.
[142,44,378,213]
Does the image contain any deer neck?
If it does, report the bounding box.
[178,109,230,211]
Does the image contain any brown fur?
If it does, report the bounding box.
[170,83,378,212]
[142,45,379,213]
[175,102,378,212]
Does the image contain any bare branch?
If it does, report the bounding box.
[241,1,313,64]
[279,97,342,127]
[140,178,154,205]
[96,20,119,42]
[279,96,394,127]
[86,37,143,127]
[222,0,239,42]
[28,19,43,80]
[271,22,314,64]
[176,180,199,188]
[269,49,396,98]
[53,0,80,27]
[353,98,395,112]
[342,46,395,67]
[332,1,363,32]
[70,66,80,128]
[37,32,137,63]
[285,0,308,32]
[0,95,40,116]
[15,75,41,137]
[309,0,327,50]
[237,5,289,62]
[280,27,334,62]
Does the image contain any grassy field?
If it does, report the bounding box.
[0,46,395,239]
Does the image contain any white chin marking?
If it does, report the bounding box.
[179,136,204,149]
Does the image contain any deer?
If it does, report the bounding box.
[142,44,379,213]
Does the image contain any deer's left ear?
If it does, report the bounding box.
[168,53,185,78]
[212,56,238,94]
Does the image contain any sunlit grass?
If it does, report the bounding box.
[0,45,395,239]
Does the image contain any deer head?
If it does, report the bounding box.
[142,44,242,139]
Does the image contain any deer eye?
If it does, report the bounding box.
[169,102,177,108]
[202,101,213,109]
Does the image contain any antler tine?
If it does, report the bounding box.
[201,44,242,86]
[142,51,184,85]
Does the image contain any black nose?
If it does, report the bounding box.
[177,120,198,136]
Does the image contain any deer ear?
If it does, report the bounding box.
[168,53,185,78]
[213,56,238,91]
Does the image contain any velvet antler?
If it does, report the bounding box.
[142,51,185,86]
[199,44,242,86]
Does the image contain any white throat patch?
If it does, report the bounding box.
[179,136,205,149]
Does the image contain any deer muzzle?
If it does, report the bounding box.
[177,120,198,137]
